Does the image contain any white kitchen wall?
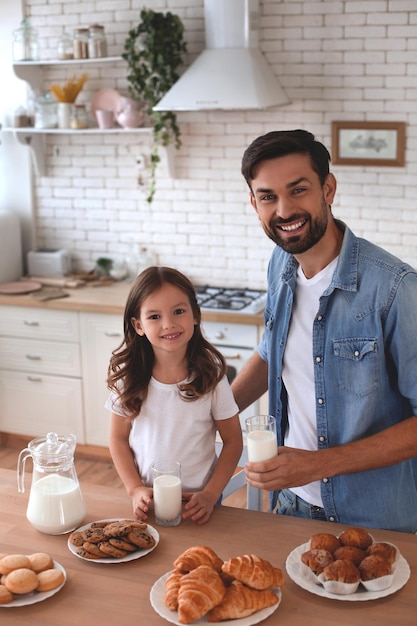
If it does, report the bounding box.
[2,0,417,288]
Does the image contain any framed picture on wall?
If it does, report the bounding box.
[331,121,406,167]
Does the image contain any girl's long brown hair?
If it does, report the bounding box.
[107,266,226,418]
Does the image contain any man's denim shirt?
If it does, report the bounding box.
[259,220,417,532]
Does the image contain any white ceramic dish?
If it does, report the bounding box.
[67,518,159,563]
[0,561,66,608]
[150,570,282,626]
[286,541,410,601]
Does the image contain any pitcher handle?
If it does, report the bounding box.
[17,448,31,493]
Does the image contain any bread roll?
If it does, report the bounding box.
[37,568,65,592]
[0,554,31,575]
[28,552,54,573]
[5,568,39,594]
[333,545,366,566]
[0,584,13,605]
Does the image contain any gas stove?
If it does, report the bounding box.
[195,286,267,314]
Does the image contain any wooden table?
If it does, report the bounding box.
[0,468,415,625]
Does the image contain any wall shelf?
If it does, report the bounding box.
[1,126,152,176]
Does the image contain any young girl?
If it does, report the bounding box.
[106,266,243,525]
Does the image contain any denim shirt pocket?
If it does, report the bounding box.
[333,338,378,397]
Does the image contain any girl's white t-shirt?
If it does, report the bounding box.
[105,375,238,491]
[282,257,338,507]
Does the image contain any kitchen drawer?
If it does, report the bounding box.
[0,306,79,342]
[0,337,81,377]
[0,370,84,442]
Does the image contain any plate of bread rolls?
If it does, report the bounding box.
[0,552,66,607]
[150,545,284,624]
[285,527,410,601]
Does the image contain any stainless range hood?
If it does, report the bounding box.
[153,0,289,111]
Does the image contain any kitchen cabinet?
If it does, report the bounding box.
[80,312,123,447]
[0,306,84,440]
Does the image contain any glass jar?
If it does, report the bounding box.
[57,32,73,60]
[70,104,88,129]
[87,24,107,58]
[12,18,39,61]
[73,28,88,59]
[34,93,57,129]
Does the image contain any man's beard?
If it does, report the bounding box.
[262,196,329,254]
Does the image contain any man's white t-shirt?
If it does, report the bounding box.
[105,375,238,491]
[282,257,338,506]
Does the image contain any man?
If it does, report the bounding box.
[232,129,417,532]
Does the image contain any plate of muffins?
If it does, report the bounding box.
[68,518,159,563]
[0,552,66,607]
[285,526,410,601]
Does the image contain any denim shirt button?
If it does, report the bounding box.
[319,436,325,442]
[318,398,323,405]
[315,356,321,363]
[329,516,335,522]
[322,477,329,483]
[317,315,323,321]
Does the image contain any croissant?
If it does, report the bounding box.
[177,565,226,624]
[173,545,223,573]
[207,580,278,622]
[221,554,285,590]
[164,569,183,611]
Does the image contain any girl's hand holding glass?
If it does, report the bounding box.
[131,485,153,521]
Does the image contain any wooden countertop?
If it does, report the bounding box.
[0,281,264,324]
[1,468,415,626]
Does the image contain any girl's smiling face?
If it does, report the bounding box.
[131,283,196,356]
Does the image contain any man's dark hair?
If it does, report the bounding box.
[241,129,331,189]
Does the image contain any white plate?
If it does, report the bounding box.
[150,571,282,625]
[286,541,410,601]
[67,518,159,563]
[1,561,66,608]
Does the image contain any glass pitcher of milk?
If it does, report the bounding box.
[17,432,87,534]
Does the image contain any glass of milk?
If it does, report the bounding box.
[245,415,277,462]
[152,460,182,526]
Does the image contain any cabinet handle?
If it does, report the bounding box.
[225,353,241,360]
[27,376,42,382]
[26,354,41,360]
[104,331,122,337]
[24,320,40,326]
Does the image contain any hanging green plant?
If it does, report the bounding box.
[122,9,187,204]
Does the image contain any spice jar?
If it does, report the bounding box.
[87,24,107,58]
[57,32,73,60]
[70,104,88,129]
[12,18,39,61]
[73,28,88,59]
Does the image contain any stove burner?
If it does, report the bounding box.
[194,285,266,314]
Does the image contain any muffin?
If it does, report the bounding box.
[301,548,334,575]
[322,559,361,584]
[338,527,373,550]
[366,542,397,564]
[359,555,392,581]
[310,533,340,554]
[333,545,366,566]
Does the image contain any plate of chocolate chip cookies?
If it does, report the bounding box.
[68,518,159,563]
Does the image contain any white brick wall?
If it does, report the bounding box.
[15,0,417,287]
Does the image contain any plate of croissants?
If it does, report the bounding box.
[285,526,410,601]
[150,545,284,624]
